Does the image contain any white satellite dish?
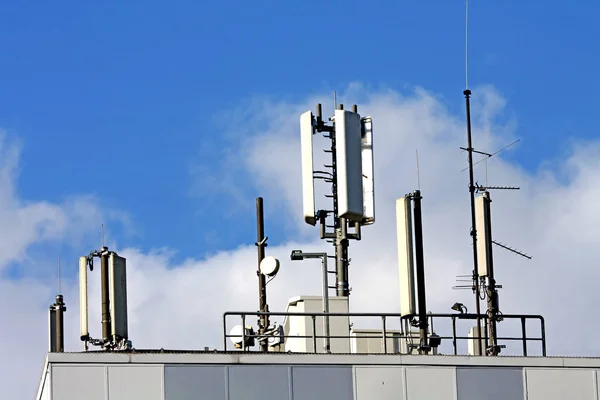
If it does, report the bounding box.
[259,256,280,277]
[229,324,255,348]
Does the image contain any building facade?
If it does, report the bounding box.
[37,352,600,400]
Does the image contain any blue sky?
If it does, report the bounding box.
[0,0,597,275]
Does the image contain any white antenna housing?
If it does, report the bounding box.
[109,253,128,340]
[300,111,316,225]
[396,196,416,317]
[475,191,493,277]
[335,109,364,221]
[360,117,375,225]
[78,256,89,340]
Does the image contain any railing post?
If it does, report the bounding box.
[381,316,388,354]
[521,317,527,356]
[452,316,457,355]
[241,314,246,351]
[540,317,547,357]
[312,315,317,353]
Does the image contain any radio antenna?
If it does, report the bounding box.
[465,0,469,89]
[416,149,421,191]
[57,255,61,294]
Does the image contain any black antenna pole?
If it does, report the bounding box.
[412,190,429,354]
[256,197,269,352]
[464,89,483,355]
[54,294,66,352]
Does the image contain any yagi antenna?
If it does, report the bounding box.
[492,239,532,260]
[461,139,521,173]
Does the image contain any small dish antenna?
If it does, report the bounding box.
[259,256,280,277]
[229,324,255,349]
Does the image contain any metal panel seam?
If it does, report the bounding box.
[288,366,294,400]
[160,364,165,400]
[452,366,458,400]
[224,365,230,400]
[402,366,408,400]
[104,365,109,400]
[351,366,357,400]
[594,370,599,400]
[522,367,528,400]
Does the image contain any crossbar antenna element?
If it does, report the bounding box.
[492,240,532,259]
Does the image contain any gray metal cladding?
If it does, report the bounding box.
[456,367,524,400]
[292,366,353,400]
[524,368,597,400]
[51,366,106,400]
[107,366,163,400]
[354,366,405,399]
[228,366,290,400]
[164,366,227,400]
[405,366,456,400]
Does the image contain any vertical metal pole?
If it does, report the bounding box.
[463,89,483,356]
[521,318,527,356]
[412,190,429,354]
[333,103,350,297]
[321,255,331,353]
[256,197,269,353]
[481,191,499,355]
[100,247,111,345]
[55,295,65,352]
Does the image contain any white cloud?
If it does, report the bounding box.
[5,83,600,398]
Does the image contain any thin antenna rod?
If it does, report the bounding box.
[465,0,469,90]
[334,90,338,111]
[416,150,421,191]
[101,223,105,248]
[58,255,61,294]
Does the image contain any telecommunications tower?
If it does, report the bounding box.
[299,102,375,297]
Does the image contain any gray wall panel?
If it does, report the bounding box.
[108,365,163,400]
[292,366,353,400]
[165,366,227,400]
[456,367,524,400]
[405,366,456,400]
[525,368,596,400]
[52,365,106,400]
[354,366,404,400]
[228,366,290,400]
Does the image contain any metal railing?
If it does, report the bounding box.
[223,311,546,357]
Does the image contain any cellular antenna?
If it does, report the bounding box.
[299,101,375,298]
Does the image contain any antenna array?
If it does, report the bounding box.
[79,227,131,351]
[299,101,375,298]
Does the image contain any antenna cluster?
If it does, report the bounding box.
[300,101,375,298]
[78,227,131,351]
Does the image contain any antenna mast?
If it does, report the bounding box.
[462,0,483,355]
[299,100,375,298]
[255,197,270,352]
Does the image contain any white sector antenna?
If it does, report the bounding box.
[300,111,316,225]
[361,117,375,225]
[335,109,364,221]
[260,256,280,277]
[396,196,416,317]
[475,192,493,277]
[79,256,89,340]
